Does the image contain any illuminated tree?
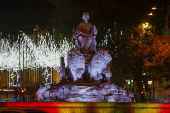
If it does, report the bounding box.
[143,35,170,82]
[0,32,75,86]
[107,22,154,102]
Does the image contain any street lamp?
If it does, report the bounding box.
[148,80,154,100]
[148,80,152,100]
[148,80,152,85]
[142,72,146,76]
[143,23,148,28]
[126,79,133,91]
[148,13,153,16]
[150,7,169,35]
[152,7,156,10]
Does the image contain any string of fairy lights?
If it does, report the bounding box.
[0,32,75,86]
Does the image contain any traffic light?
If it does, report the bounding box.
[21,89,24,93]
[127,79,131,85]
[21,89,25,102]
[141,91,145,102]
[21,88,26,93]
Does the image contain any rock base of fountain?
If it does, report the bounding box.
[36,83,135,102]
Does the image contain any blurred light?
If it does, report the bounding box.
[148,13,153,15]
[148,81,152,84]
[142,23,149,29]
[152,7,156,10]
[21,89,24,93]
[3,102,170,112]
[143,84,145,88]
[127,79,131,85]
[142,72,146,76]
[145,23,148,27]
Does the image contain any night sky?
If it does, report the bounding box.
[0,0,169,37]
[0,0,53,37]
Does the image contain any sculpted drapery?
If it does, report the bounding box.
[73,12,97,54]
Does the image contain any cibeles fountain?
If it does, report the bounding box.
[37,12,135,102]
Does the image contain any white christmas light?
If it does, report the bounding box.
[0,31,75,86]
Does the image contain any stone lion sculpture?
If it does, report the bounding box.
[67,49,85,81]
[89,48,112,81]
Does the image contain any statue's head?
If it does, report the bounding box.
[82,12,90,21]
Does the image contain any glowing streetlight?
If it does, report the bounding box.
[142,23,149,29]
[142,72,146,76]
[148,80,153,100]
[148,13,153,16]
[151,7,169,35]
[148,80,152,85]
[152,7,157,10]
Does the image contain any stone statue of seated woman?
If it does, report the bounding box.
[73,12,97,54]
